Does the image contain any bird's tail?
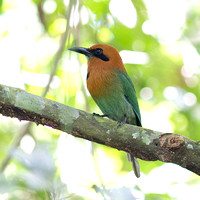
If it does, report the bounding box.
[127,153,140,178]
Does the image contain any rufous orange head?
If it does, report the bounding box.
[68,44,126,72]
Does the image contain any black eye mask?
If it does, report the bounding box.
[90,48,109,61]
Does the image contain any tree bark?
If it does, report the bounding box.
[0,84,199,176]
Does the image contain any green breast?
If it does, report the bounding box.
[92,70,141,126]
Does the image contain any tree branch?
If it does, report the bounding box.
[0,84,199,176]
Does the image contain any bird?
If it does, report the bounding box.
[68,44,142,178]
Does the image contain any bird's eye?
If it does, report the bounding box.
[91,47,109,61]
[95,48,103,55]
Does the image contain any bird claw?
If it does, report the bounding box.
[117,121,125,127]
[117,115,127,127]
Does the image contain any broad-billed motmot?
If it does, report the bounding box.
[69,44,142,178]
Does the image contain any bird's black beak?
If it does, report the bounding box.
[68,47,93,58]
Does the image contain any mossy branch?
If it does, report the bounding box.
[0,84,199,176]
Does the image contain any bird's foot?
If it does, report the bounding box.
[117,115,127,127]
[93,113,108,118]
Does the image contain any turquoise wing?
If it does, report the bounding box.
[118,72,142,126]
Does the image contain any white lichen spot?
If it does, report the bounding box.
[187,144,193,150]
[141,129,152,145]
[106,130,110,134]
[142,130,147,134]
[132,132,140,139]
[141,135,151,145]
[132,129,159,145]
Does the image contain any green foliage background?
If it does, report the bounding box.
[0,0,200,199]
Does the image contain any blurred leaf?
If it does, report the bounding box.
[0,0,3,12]
[139,160,163,175]
[13,144,56,179]
[145,193,174,200]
